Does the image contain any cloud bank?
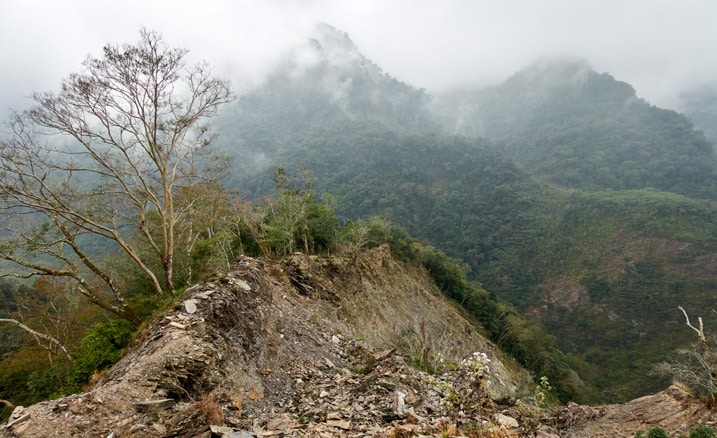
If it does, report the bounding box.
[1,0,715,115]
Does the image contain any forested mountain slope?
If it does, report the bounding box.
[215,23,437,186]
[214,24,717,402]
[433,57,717,199]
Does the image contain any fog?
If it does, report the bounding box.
[1,0,715,116]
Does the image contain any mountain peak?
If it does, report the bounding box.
[504,55,638,101]
[278,22,369,77]
[311,22,358,53]
[233,23,435,135]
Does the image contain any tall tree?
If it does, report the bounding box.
[0,29,232,324]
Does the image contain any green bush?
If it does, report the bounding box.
[27,366,68,400]
[67,319,135,391]
[647,426,670,438]
[690,424,717,438]
[418,245,470,301]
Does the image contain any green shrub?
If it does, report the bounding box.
[647,427,670,438]
[67,319,135,391]
[27,366,68,400]
[690,424,717,438]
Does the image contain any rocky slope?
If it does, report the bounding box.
[0,247,526,437]
[2,247,716,437]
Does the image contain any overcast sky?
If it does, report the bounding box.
[1,0,715,116]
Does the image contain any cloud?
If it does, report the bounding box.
[0,0,715,116]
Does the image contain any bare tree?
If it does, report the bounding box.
[654,307,717,403]
[0,29,232,324]
[173,181,239,283]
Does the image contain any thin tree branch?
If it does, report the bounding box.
[0,318,73,362]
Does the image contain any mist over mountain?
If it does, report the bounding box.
[433,57,717,199]
[220,27,430,137]
[680,83,717,149]
[214,23,439,192]
[211,24,717,403]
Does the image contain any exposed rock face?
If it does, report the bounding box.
[560,383,717,437]
[0,247,528,437]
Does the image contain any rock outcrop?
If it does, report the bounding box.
[559,382,717,437]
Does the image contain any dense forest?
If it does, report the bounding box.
[434,58,717,199]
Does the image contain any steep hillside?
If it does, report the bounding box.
[209,25,717,402]
[530,190,717,400]
[0,248,532,437]
[434,57,717,199]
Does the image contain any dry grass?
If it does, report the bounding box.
[183,395,225,426]
[84,369,110,391]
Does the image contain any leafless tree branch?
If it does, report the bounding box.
[0,29,232,324]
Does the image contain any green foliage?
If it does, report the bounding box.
[189,229,240,278]
[0,348,61,414]
[106,253,171,321]
[686,425,717,438]
[0,279,19,317]
[305,202,340,252]
[67,319,136,392]
[26,366,68,400]
[238,168,341,258]
[418,246,471,301]
[582,275,611,301]
[646,426,670,438]
[690,425,717,438]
